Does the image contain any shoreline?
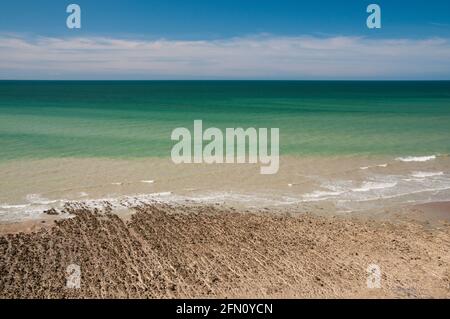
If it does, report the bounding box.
[1,199,450,235]
[1,154,450,224]
[0,202,448,298]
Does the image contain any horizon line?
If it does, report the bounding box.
[2,79,450,82]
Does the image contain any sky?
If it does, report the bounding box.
[1,0,450,79]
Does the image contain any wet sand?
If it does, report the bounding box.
[0,203,449,298]
[409,201,450,225]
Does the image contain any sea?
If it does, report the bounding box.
[1,81,450,222]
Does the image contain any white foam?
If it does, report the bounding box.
[360,163,387,170]
[25,193,41,203]
[352,181,397,192]
[396,155,436,162]
[402,178,424,182]
[0,204,29,209]
[411,171,444,178]
[150,192,171,196]
[25,194,58,205]
[302,190,344,201]
[301,168,450,210]
[0,200,64,223]
[339,185,450,203]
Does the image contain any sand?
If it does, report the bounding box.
[408,201,450,226]
[0,203,449,299]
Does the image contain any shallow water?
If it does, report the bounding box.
[1,155,450,222]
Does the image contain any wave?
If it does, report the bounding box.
[302,190,344,201]
[352,181,397,192]
[0,204,28,209]
[396,155,436,162]
[25,194,59,205]
[300,168,450,208]
[411,171,444,178]
[359,163,388,170]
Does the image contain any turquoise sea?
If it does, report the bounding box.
[1,81,450,161]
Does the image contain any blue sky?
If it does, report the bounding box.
[1,1,450,79]
[1,0,450,39]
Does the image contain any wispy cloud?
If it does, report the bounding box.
[430,22,450,28]
[1,34,450,79]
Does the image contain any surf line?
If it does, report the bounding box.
[170,120,279,174]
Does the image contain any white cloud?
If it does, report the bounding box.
[1,34,450,79]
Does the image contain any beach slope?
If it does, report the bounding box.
[0,204,449,298]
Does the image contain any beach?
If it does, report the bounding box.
[1,81,450,298]
[1,202,449,298]
[1,155,450,299]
